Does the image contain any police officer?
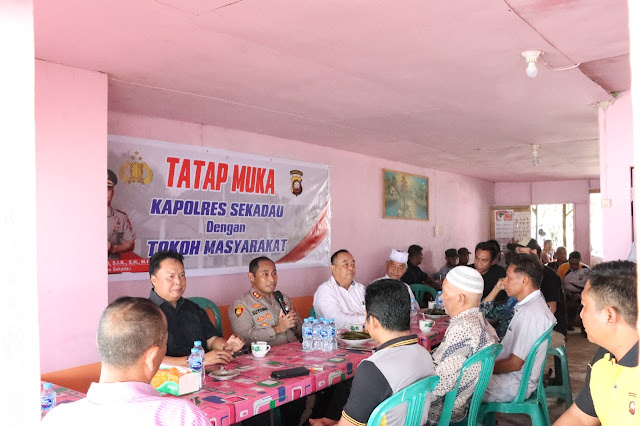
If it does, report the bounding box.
[107,169,135,260]
[229,256,301,346]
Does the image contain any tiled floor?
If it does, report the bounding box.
[495,331,599,425]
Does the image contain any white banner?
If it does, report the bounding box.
[107,135,331,280]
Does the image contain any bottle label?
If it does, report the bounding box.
[189,360,202,371]
[41,396,54,410]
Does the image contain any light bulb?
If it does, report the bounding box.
[526,61,538,78]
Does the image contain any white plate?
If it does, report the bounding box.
[209,369,240,381]
[424,314,447,319]
[338,337,374,346]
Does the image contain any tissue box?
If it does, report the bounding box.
[151,364,201,396]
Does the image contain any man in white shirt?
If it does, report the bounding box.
[313,249,366,330]
[374,249,420,312]
[483,253,556,403]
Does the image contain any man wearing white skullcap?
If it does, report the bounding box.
[374,249,420,313]
[427,267,498,425]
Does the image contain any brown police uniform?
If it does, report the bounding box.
[229,289,301,347]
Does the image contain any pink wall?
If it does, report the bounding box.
[108,112,495,306]
[494,180,592,263]
[36,60,108,372]
[599,92,634,260]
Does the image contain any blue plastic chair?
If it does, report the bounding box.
[367,375,440,426]
[476,325,555,426]
[437,343,503,426]
[410,284,438,308]
[188,297,223,336]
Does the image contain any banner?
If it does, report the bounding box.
[107,135,331,280]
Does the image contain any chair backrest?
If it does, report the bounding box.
[410,284,438,302]
[309,306,316,318]
[189,297,223,335]
[437,343,503,426]
[367,375,440,426]
[512,324,555,404]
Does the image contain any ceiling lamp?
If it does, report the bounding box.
[522,51,542,78]
[532,144,540,166]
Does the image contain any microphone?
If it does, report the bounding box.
[274,291,290,314]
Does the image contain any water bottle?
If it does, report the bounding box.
[321,320,332,352]
[194,341,206,382]
[436,291,444,310]
[302,318,313,351]
[410,297,418,324]
[328,318,337,350]
[188,348,203,388]
[312,319,322,351]
[41,382,57,417]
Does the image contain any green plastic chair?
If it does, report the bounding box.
[545,345,572,408]
[367,375,440,426]
[188,297,223,336]
[476,325,555,426]
[437,343,503,426]
[310,306,316,318]
[410,284,438,308]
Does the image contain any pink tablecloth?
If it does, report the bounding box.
[412,316,450,350]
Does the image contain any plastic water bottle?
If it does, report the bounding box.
[194,341,206,382]
[188,348,203,388]
[328,318,337,350]
[410,297,418,324]
[302,318,313,351]
[41,382,56,417]
[321,320,332,352]
[436,291,444,310]
[312,319,322,351]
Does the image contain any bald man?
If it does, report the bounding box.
[42,297,209,425]
[427,267,498,425]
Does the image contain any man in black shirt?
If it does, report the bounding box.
[401,244,438,289]
[148,250,244,366]
[473,241,506,300]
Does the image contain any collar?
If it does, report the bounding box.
[610,341,639,367]
[330,275,354,289]
[250,288,273,302]
[87,381,158,403]
[451,306,480,320]
[149,289,184,309]
[516,289,541,307]
[377,334,419,351]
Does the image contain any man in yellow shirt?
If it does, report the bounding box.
[554,261,639,426]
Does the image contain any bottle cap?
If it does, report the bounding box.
[43,382,53,389]
[328,318,334,322]
[194,340,202,347]
[191,348,199,354]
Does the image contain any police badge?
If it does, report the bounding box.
[290,170,303,196]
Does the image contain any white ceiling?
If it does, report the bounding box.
[34,0,630,182]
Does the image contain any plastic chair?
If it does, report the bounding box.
[310,306,316,318]
[476,325,555,426]
[367,375,440,426]
[410,284,438,307]
[545,345,572,408]
[437,343,503,426]
[188,297,223,336]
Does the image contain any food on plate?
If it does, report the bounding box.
[423,308,446,316]
[339,331,371,340]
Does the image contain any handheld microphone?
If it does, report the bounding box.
[274,291,290,314]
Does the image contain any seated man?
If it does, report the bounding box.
[314,249,366,330]
[483,254,556,403]
[435,248,459,280]
[547,246,567,272]
[148,250,244,366]
[229,257,305,426]
[230,256,301,346]
[310,279,436,426]
[458,247,471,266]
[375,249,420,311]
[42,297,209,425]
[554,261,639,426]
[427,267,498,425]
[561,251,590,329]
[473,241,506,301]
[401,244,438,289]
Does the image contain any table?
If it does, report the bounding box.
[184,343,369,425]
[411,316,449,350]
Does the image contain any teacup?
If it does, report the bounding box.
[419,319,435,333]
[348,323,364,332]
[251,341,271,358]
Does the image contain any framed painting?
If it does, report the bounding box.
[382,169,429,221]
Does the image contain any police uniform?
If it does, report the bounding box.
[228,289,301,347]
[108,206,136,260]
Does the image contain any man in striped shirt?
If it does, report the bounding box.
[42,297,210,426]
